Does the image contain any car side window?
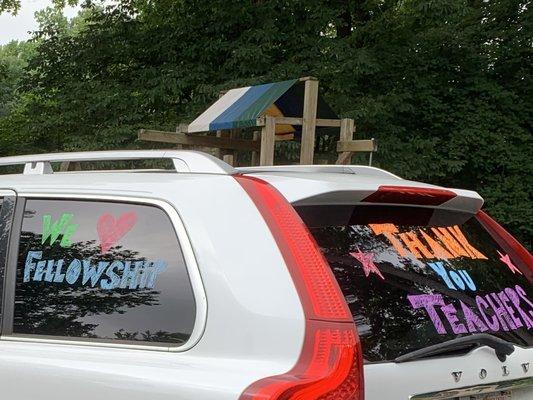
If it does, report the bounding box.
[0,196,15,327]
[13,199,196,346]
[0,197,4,318]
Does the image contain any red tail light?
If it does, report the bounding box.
[477,210,533,278]
[363,185,456,206]
[235,175,364,400]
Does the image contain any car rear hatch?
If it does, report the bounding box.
[238,166,533,400]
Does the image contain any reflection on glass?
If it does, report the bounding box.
[308,211,533,362]
[14,200,196,345]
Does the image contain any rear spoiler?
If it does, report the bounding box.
[239,172,484,215]
[294,185,484,215]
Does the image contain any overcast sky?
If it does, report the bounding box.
[0,0,81,45]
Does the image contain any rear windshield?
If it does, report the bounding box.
[298,205,533,363]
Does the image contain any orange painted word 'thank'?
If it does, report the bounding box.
[369,224,487,260]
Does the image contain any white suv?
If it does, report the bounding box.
[0,150,531,400]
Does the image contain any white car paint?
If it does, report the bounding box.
[0,151,530,400]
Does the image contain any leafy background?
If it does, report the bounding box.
[0,0,531,247]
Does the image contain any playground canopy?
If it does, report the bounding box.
[187,79,337,135]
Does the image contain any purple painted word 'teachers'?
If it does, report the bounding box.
[408,285,533,335]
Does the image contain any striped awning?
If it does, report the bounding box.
[188,79,337,134]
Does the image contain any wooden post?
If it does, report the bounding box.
[216,129,240,166]
[300,78,319,165]
[229,129,239,166]
[59,161,81,171]
[251,131,261,166]
[336,118,355,165]
[260,116,276,166]
[174,124,188,150]
[222,154,234,165]
[59,161,70,172]
[214,130,224,159]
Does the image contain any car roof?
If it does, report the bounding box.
[0,150,484,214]
[0,171,227,197]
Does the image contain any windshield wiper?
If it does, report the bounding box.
[394,334,515,363]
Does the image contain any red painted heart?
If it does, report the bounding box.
[97,212,138,254]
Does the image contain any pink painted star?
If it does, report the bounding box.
[497,251,522,275]
[350,250,385,280]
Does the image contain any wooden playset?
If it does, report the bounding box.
[139,77,376,166]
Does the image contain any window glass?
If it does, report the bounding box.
[14,199,196,345]
[0,197,4,235]
[0,196,14,322]
[298,205,533,362]
[0,197,5,321]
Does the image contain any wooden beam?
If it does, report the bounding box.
[336,152,352,165]
[339,118,355,141]
[256,117,343,128]
[275,133,294,141]
[337,139,377,153]
[300,78,319,164]
[336,118,355,165]
[260,116,276,166]
[316,118,343,128]
[256,116,298,126]
[138,129,260,151]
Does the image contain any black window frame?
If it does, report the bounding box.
[0,194,17,334]
[1,196,200,349]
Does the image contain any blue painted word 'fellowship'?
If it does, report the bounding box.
[23,251,167,290]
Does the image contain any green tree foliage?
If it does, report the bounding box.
[0,39,36,153]
[0,41,33,116]
[0,0,79,15]
[0,0,531,245]
[0,0,21,14]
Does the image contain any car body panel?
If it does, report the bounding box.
[237,170,484,214]
[365,345,533,399]
[0,174,305,400]
[0,160,530,399]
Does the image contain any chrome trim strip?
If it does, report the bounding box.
[410,377,533,399]
[0,192,207,353]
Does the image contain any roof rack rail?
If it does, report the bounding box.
[236,165,402,180]
[0,150,235,175]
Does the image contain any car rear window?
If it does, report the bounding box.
[13,199,196,346]
[298,204,533,362]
